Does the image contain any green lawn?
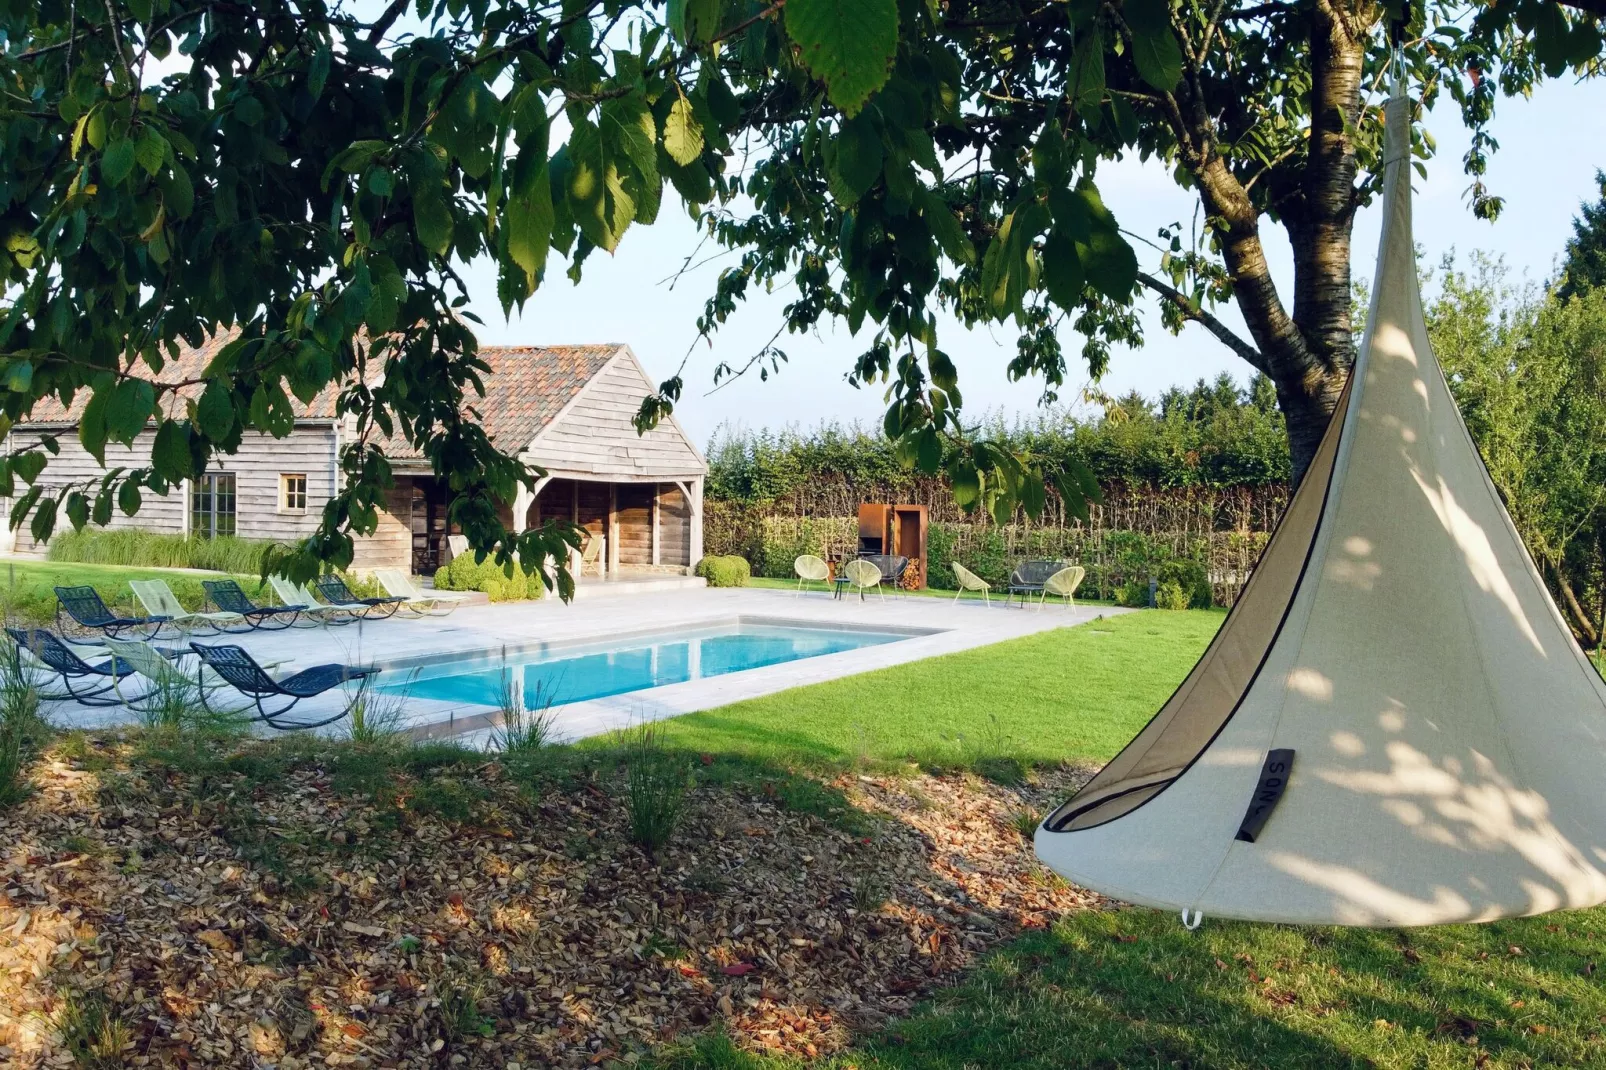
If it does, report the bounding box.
[662,905,1606,1069]
[652,608,1221,773]
[0,558,264,624]
[648,609,1606,1070]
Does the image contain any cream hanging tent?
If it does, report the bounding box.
[1035,76,1606,927]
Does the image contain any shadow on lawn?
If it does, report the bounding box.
[654,905,1606,1068]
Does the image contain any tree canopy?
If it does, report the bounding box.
[2,0,1602,582]
[1560,170,1606,299]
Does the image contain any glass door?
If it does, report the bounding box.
[191,472,237,538]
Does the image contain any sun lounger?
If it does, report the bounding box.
[54,585,169,642]
[202,579,306,630]
[6,627,138,706]
[189,642,378,731]
[129,579,247,635]
[313,575,404,620]
[266,576,360,626]
[373,568,472,616]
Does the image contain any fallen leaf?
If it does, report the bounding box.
[196,930,235,953]
[721,962,756,976]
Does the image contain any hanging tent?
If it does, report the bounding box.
[1035,80,1606,927]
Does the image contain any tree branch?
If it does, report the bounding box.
[1138,271,1269,376]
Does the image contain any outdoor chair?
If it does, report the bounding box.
[840,559,886,602]
[6,627,139,707]
[313,575,404,619]
[857,554,910,596]
[189,642,378,731]
[129,579,247,635]
[202,579,305,630]
[577,533,604,577]
[102,637,294,710]
[54,585,169,642]
[793,554,830,595]
[1040,566,1086,609]
[1007,559,1067,607]
[951,562,993,604]
[267,576,360,626]
[374,568,473,616]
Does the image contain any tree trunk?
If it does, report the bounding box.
[1550,558,1600,646]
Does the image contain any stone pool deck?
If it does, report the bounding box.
[44,587,1134,743]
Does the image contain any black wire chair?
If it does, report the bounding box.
[54,585,170,642]
[312,575,404,620]
[202,579,304,631]
[188,643,379,730]
[6,627,141,706]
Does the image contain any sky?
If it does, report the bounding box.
[457,74,1605,449]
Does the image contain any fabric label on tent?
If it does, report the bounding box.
[1236,749,1295,843]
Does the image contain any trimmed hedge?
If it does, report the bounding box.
[433,554,546,602]
[695,555,751,588]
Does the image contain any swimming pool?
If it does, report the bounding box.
[377,618,920,709]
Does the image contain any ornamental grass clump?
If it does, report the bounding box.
[624,721,692,852]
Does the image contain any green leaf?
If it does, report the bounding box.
[151,421,193,482]
[197,380,235,439]
[505,145,554,288]
[919,187,972,266]
[829,114,883,200]
[1124,0,1183,92]
[950,464,980,509]
[107,379,156,444]
[668,0,723,46]
[662,94,705,167]
[1068,26,1106,113]
[1042,230,1086,309]
[92,487,113,527]
[101,138,136,185]
[65,491,88,532]
[412,188,453,256]
[13,451,45,485]
[79,387,110,465]
[29,497,56,546]
[566,117,635,253]
[6,360,32,393]
[118,479,143,516]
[785,0,900,118]
[600,95,660,187]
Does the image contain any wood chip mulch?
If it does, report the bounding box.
[0,740,1101,1067]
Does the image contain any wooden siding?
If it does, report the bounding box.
[657,483,691,566]
[616,483,653,566]
[351,480,414,572]
[526,353,704,480]
[5,425,339,556]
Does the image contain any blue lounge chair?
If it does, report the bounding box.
[189,643,379,730]
[312,575,404,620]
[202,579,305,631]
[55,585,169,641]
[6,628,141,706]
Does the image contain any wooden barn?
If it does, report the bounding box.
[2,339,707,579]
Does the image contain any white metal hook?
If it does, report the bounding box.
[1179,908,1204,931]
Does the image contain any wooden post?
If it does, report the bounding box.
[607,483,619,575]
[651,483,661,566]
[689,477,704,565]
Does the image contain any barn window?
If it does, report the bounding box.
[191,472,236,538]
[281,473,308,512]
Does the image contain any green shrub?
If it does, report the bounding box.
[1158,558,1214,608]
[1155,581,1191,611]
[433,554,545,602]
[694,555,751,587]
[48,528,272,573]
[1118,577,1152,608]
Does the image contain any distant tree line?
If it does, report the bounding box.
[706,373,1292,510]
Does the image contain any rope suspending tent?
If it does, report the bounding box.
[1035,64,1606,927]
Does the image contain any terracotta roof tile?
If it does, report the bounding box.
[20,336,624,457]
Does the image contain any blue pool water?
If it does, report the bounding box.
[378,620,913,708]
